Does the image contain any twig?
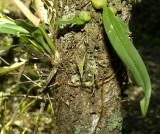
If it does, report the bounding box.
[34,95,47,134]
[97,72,117,86]
[93,84,104,134]
[16,63,25,87]
[19,85,35,107]
[10,0,40,26]
[76,1,91,10]
[22,74,42,87]
[4,98,37,129]
[38,68,57,93]
[60,0,67,18]
[47,93,54,114]
[23,68,51,73]
[58,71,117,88]
[18,80,45,84]
[53,0,66,37]
[0,57,10,65]
[0,94,54,100]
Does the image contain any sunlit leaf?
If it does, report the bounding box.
[0,23,29,34]
[103,7,151,116]
[0,15,14,23]
[0,61,26,76]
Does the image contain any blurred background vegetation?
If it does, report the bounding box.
[0,0,56,133]
[123,0,160,133]
[0,0,160,133]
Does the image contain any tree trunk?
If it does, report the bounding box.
[51,0,132,133]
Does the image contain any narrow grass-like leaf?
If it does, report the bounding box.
[0,15,14,23]
[0,57,10,65]
[24,65,39,77]
[55,17,85,25]
[0,45,18,51]
[12,46,25,52]
[14,19,37,33]
[15,19,54,54]
[0,16,30,34]
[0,23,29,34]
[0,61,26,76]
[39,25,56,52]
[103,7,151,116]
[28,39,45,52]
[31,29,52,54]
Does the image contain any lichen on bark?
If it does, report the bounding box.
[51,0,132,133]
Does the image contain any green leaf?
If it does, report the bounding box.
[28,39,45,52]
[31,28,52,54]
[0,92,10,105]
[24,65,39,77]
[0,16,29,34]
[102,7,151,116]
[17,34,30,43]
[17,34,45,52]
[0,23,29,34]
[55,17,85,25]
[39,25,56,52]
[0,15,14,23]
[116,16,130,33]
[13,46,25,52]
[14,19,37,33]
[15,19,55,53]
[31,0,36,10]
[0,61,26,76]
[0,45,18,51]
[72,17,85,25]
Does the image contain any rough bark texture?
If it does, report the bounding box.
[51,0,132,133]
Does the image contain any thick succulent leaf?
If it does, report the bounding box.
[0,61,26,76]
[55,17,85,25]
[103,7,151,116]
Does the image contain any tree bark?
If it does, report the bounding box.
[51,0,132,133]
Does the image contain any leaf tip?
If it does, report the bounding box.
[140,97,150,116]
